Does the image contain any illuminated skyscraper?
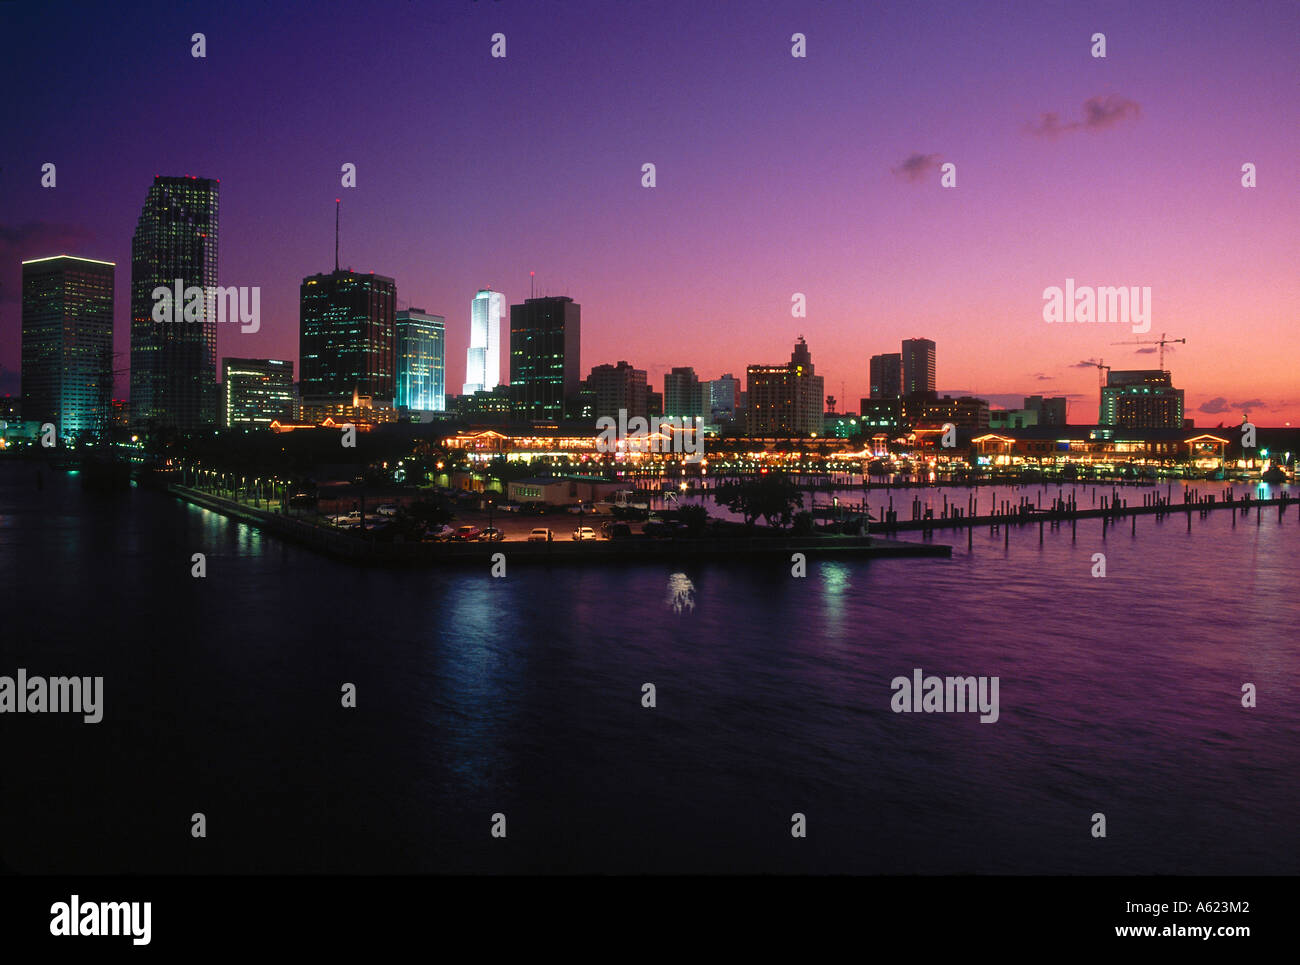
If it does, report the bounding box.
[745,337,825,436]
[396,308,446,413]
[130,175,220,431]
[299,270,397,408]
[21,255,115,439]
[463,289,503,395]
[222,358,296,428]
[1100,371,1184,429]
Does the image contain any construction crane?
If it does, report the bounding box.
[1083,358,1111,387]
[1112,331,1185,371]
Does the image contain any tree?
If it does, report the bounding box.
[714,473,804,530]
[677,503,709,537]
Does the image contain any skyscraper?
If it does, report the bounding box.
[869,353,903,399]
[901,338,936,398]
[745,337,825,436]
[130,175,220,431]
[396,308,446,413]
[510,296,581,422]
[463,289,504,395]
[222,358,296,428]
[586,361,647,421]
[663,366,708,422]
[21,255,115,439]
[299,270,397,410]
[709,373,741,422]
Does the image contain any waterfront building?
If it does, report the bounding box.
[1024,395,1067,426]
[901,338,936,397]
[510,296,581,422]
[299,269,397,412]
[462,289,503,395]
[130,175,220,431]
[746,337,825,437]
[396,308,446,414]
[663,367,708,422]
[1100,370,1184,429]
[869,353,903,399]
[222,358,296,428]
[585,361,648,422]
[21,255,115,439]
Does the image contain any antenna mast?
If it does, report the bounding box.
[334,199,340,272]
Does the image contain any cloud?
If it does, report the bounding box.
[1026,94,1141,137]
[1071,359,1102,368]
[891,152,942,182]
[1199,397,1269,414]
[1031,372,1053,381]
[0,222,97,305]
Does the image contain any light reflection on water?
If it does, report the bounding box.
[1,463,1297,874]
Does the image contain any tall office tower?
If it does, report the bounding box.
[299,270,397,409]
[21,255,115,439]
[709,373,741,422]
[462,288,504,395]
[222,358,296,428]
[900,338,936,398]
[1100,371,1184,429]
[745,336,825,436]
[586,360,648,421]
[395,308,446,413]
[662,366,708,422]
[509,296,581,422]
[869,353,903,399]
[130,175,220,431]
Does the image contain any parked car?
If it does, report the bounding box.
[527,527,553,542]
[480,527,505,542]
[375,503,399,516]
[422,524,456,542]
[606,522,633,540]
[572,526,598,541]
[288,491,317,507]
[451,525,482,541]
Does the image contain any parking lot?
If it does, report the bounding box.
[306,488,627,541]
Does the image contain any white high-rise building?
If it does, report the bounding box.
[462,288,504,395]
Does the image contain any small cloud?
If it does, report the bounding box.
[1027,94,1140,137]
[1071,359,1101,368]
[1199,398,1231,414]
[1234,399,1267,411]
[1032,372,1053,381]
[1134,346,1157,355]
[891,152,942,182]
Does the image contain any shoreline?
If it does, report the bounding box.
[166,484,953,566]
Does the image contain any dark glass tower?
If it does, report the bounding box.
[298,270,397,407]
[21,255,115,439]
[509,296,580,422]
[901,337,936,398]
[130,175,220,432]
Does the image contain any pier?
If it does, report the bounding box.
[805,484,1297,541]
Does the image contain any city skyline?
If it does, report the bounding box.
[2,0,1296,423]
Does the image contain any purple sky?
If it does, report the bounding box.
[2,0,1297,423]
